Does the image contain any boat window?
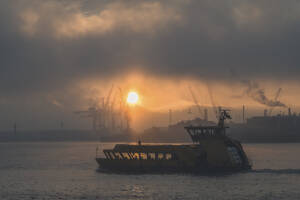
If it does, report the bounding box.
[105,152,112,159]
[149,153,155,160]
[166,153,172,160]
[104,152,109,159]
[132,153,139,160]
[108,152,115,159]
[121,152,130,160]
[114,152,121,159]
[127,152,133,159]
[227,147,242,164]
[158,153,164,160]
[140,153,147,160]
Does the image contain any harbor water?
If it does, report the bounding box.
[0,142,299,200]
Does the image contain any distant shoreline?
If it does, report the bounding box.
[1,129,300,143]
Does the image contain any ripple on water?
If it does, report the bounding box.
[0,142,299,200]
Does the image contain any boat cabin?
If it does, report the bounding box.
[102,144,201,161]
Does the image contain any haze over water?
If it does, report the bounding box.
[1,0,300,132]
[1,0,300,199]
[0,142,299,200]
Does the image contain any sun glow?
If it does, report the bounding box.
[127,91,139,105]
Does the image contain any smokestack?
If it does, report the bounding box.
[264,109,268,117]
[288,108,292,117]
[204,108,208,121]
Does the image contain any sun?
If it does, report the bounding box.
[127,91,139,105]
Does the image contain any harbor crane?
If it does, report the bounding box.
[74,85,130,132]
[188,86,204,119]
[74,106,101,131]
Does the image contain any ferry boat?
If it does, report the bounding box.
[96,110,251,173]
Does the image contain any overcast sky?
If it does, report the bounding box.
[1,0,300,130]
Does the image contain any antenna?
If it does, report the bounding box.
[169,109,172,126]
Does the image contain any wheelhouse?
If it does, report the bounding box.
[184,126,228,143]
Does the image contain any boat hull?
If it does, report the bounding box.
[96,158,250,174]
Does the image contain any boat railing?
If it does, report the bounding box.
[184,126,227,143]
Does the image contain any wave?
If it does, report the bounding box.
[251,169,300,174]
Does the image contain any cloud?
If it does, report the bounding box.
[1,0,300,91]
[1,0,300,129]
[19,0,182,38]
[20,9,40,36]
[2,0,299,87]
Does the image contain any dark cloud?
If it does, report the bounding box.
[0,0,300,129]
[1,0,300,94]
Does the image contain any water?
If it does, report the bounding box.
[0,142,299,200]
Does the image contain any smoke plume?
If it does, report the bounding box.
[242,80,286,107]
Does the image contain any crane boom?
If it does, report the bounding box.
[188,86,204,118]
[104,85,114,109]
[206,83,218,120]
